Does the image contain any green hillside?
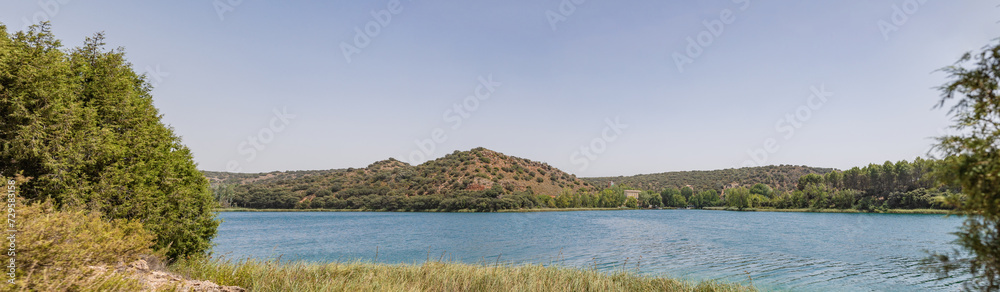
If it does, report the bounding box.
[581,165,836,193]
[205,147,596,210]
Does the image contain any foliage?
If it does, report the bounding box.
[208,148,596,211]
[0,23,217,260]
[625,197,639,208]
[725,187,751,210]
[584,165,834,194]
[922,37,1000,291]
[8,201,155,291]
[639,191,661,208]
[749,183,774,198]
[681,186,694,200]
[797,174,823,191]
[660,188,681,206]
[689,190,720,209]
[666,193,688,208]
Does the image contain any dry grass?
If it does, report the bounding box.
[4,201,160,291]
[169,257,756,292]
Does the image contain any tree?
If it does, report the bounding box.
[689,190,718,209]
[0,24,218,260]
[824,171,843,190]
[640,191,661,207]
[680,186,694,200]
[664,193,687,208]
[923,37,1000,291]
[674,193,687,207]
[797,173,823,190]
[749,183,774,198]
[660,187,680,205]
[625,197,638,208]
[725,187,751,210]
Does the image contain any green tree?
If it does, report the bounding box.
[0,24,218,260]
[824,171,843,189]
[663,193,688,208]
[680,186,694,200]
[923,37,1000,290]
[672,193,688,207]
[640,191,661,207]
[725,187,751,210]
[749,183,774,198]
[689,190,718,209]
[660,187,680,205]
[797,173,823,190]
[625,197,638,208]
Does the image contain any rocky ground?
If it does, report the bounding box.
[90,259,245,292]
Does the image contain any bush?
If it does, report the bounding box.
[12,201,157,291]
[0,24,217,260]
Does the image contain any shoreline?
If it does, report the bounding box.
[214,207,634,213]
[215,206,953,215]
[702,206,954,215]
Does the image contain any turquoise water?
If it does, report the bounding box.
[213,210,967,291]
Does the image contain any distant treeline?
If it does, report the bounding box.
[578,158,958,212]
[215,183,644,212]
[210,156,959,212]
[581,165,835,193]
[704,157,959,211]
[208,148,600,211]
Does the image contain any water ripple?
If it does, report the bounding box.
[213,210,967,291]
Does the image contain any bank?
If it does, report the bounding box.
[703,206,953,214]
[214,207,631,213]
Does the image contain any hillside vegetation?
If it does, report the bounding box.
[582,165,835,193]
[207,147,962,214]
[206,147,596,210]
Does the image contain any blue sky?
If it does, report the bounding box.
[3,0,998,177]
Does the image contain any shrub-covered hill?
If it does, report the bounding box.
[204,147,596,209]
[581,165,836,193]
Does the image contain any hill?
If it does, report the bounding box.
[580,165,836,193]
[204,147,596,209]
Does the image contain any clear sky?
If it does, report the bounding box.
[3,1,998,177]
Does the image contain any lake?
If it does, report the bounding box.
[213,210,967,291]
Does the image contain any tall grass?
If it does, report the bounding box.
[7,201,165,291]
[169,257,755,292]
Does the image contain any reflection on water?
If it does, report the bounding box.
[213,210,966,291]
